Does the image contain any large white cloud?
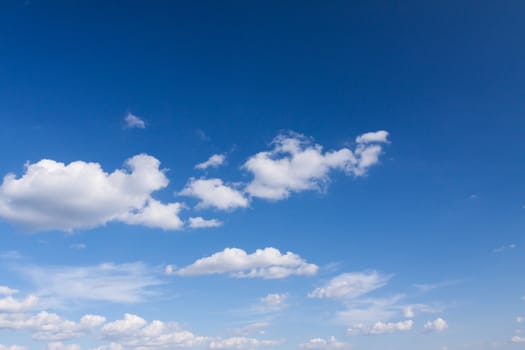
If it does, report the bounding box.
[309,272,391,299]
[174,247,318,279]
[347,320,413,336]
[209,337,282,349]
[243,131,389,200]
[299,336,350,349]
[0,154,184,232]
[180,178,249,210]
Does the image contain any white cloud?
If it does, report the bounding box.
[124,113,146,129]
[0,294,38,312]
[493,244,517,253]
[423,318,448,332]
[175,247,318,279]
[300,336,350,349]
[69,243,86,250]
[347,320,413,336]
[195,154,226,170]
[230,322,270,336]
[0,311,104,341]
[101,314,207,349]
[337,295,405,325]
[188,217,223,229]
[16,262,162,305]
[512,336,525,343]
[0,345,26,350]
[517,316,525,323]
[46,342,81,350]
[414,280,460,293]
[402,304,439,318]
[309,271,391,299]
[0,286,19,295]
[355,131,389,144]
[180,178,248,210]
[243,131,389,200]
[0,154,184,232]
[209,337,282,349]
[259,293,288,312]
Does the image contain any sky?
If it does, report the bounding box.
[0,1,524,349]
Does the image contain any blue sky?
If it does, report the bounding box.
[0,1,524,349]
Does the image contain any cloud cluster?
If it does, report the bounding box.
[243,131,389,200]
[0,154,183,231]
[174,247,318,279]
[300,336,350,349]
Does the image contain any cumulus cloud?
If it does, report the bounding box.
[347,320,413,336]
[101,314,208,349]
[243,131,389,200]
[175,247,318,279]
[15,262,162,305]
[0,154,184,232]
[512,336,525,343]
[124,113,146,129]
[309,271,391,299]
[209,337,282,349]
[195,154,226,170]
[0,311,105,341]
[300,336,350,349]
[423,318,448,332]
[0,294,38,312]
[188,217,223,229]
[258,293,288,312]
[180,178,249,210]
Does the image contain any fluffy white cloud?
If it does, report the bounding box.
[309,272,391,299]
[259,293,288,312]
[124,113,146,129]
[512,336,525,343]
[101,314,208,349]
[243,131,389,200]
[175,247,318,279]
[195,154,226,170]
[16,262,162,305]
[0,154,184,232]
[209,337,282,349]
[300,336,350,349]
[0,311,104,341]
[347,320,413,336]
[180,178,249,210]
[0,294,38,312]
[188,217,223,229]
[423,318,448,332]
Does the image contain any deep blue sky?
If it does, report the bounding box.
[0,1,524,350]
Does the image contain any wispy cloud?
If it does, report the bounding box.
[124,113,145,129]
[195,154,226,170]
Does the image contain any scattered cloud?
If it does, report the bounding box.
[15,262,162,305]
[347,320,413,336]
[0,154,184,232]
[188,217,223,229]
[0,286,19,296]
[258,293,288,313]
[243,131,389,200]
[309,271,391,299]
[195,154,226,170]
[512,336,525,343]
[180,178,249,210]
[300,336,350,349]
[69,243,86,250]
[403,304,440,318]
[423,318,448,332]
[124,113,146,129]
[0,293,38,312]
[209,337,283,349]
[230,322,270,336]
[100,313,207,349]
[493,244,517,253]
[46,342,81,350]
[174,247,318,279]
